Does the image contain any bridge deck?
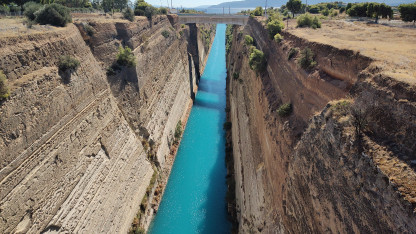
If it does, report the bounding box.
[177,14,249,25]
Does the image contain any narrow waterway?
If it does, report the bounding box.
[148,24,230,234]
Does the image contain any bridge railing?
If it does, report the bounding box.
[177,13,249,18]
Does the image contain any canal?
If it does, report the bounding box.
[148,24,230,234]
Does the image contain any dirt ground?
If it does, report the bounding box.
[287,19,416,84]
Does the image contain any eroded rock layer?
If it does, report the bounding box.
[227,18,416,233]
[0,15,213,233]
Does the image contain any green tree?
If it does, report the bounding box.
[286,0,301,18]
[367,3,392,23]
[123,7,134,21]
[267,19,284,39]
[102,0,114,13]
[114,0,127,11]
[398,3,416,25]
[35,3,72,27]
[134,0,150,16]
[251,6,264,16]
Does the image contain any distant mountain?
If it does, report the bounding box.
[200,0,414,9]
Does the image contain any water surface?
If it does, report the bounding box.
[148,24,230,234]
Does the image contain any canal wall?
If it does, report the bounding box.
[226,17,416,233]
[0,15,215,233]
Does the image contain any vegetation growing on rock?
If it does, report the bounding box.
[0,71,10,101]
[244,35,253,46]
[58,55,80,72]
[116,46,136,67]
[267,19,285,39]
[161,30,170,38]
[277,103,292,117]
[287,47,298,60]
[249,48,266,73]
[298,47,316,70]
[174,121,183,144]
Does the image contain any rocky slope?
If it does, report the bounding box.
[226,18,416,233]
[0,15,213,233]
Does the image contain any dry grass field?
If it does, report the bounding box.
[288,19,416,84]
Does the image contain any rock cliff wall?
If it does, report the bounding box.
[0,15,213,233]
[226,18,416,233]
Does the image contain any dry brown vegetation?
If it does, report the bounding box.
[287,19,416,84]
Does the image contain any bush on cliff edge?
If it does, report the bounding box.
[34,3,72,27]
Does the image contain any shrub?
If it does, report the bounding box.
[123,8,135,22]
[84,23,94,36]
[321,8,329,16]
[116,46,136,67]
[0,71,10,101]
[181,24,185,28]
[297,13,321,28]
[267,19,284,39]
[251,6,264,16]
[249,48,266,73]
[58,55,80,72]
[161,30,170,38]
[274,33,283,43]
[174,121,182,144]
[0,5,9,14]
[277,103,292,117]
[244,35,253,46]
[158,7,167,14]
[233,72,239,80]
[23,1,42,21]
[287,47,298,60]
[35,3,72,27]
[298,48,316,69]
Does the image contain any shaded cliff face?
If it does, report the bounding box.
[226,18,416,233]
[0,15,213,233]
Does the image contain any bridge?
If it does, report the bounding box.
[177,14,249,25]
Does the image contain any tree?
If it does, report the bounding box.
[102,0,114,13]
[251,6,264,16]
[0,71,10,101]
[367,3,392,23]
[114,0,127,11]
[286,0,301,18]
[123,7,134,21]
[399,3,416,25]
[134,0,150,16]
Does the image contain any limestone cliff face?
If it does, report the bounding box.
[0,16,213,233]
[227,18,416,233]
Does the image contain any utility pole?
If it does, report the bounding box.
[265,0,268,19]
[223,7,224,15]
[229,6,230,15]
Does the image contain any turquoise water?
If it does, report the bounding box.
[148,24,230,234]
